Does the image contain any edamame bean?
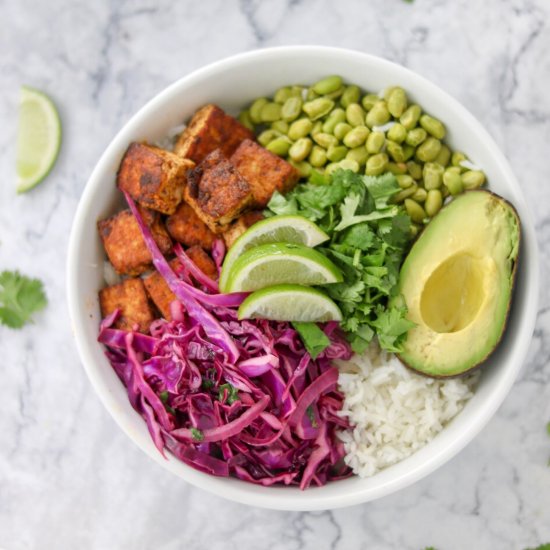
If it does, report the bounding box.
[406,161,423,180]
[274,86,293,104]
[420,114,446,140]
[288,118,313,140]
[402,145,416,161]
[451,151,467,167]
[400,104,422,130]
[396,174,415,189]
[266,136,291,156]
[387,162,408,175]
[405,199,427,223]
[343,126,370,148]
[250,98,268,124]
[410,224,420,237]
[238,110,254,130]
[334,122,353,141]
[289,137,313,162]
[361,94,380,111]
[405,127,427,147]
[325,162,341,176]
[416,137,442,162]
[338,159,360,172]
[260,102,282,122]
[327,145,348,162]
[281,97,303,122]
[425,189,443,217]
[313,132,338,149]
[443,170,464,195]
[346,146,369,166]
[309,146,328,167]
[366,131,385,154]
[462,170,486,189]
[340,85,360,108]
[346,103,366,127]
[258,129,282,147]
[322,108,346,134]
[387,141,405,162]
[365,153,389,176]
[434,144,451,167]
[289,159,312,178]
[387,123,407,144]
[412,187,427,202]
[312,75,343,95]
[366,102,390,128]
[306,88,319,101]
[290,86,304,98]
[271,120,289,134]
[387,87,408,118]
[393,184,418,203]
[303,97,335,120]
[324,87,345,100]
[423,162,444,190]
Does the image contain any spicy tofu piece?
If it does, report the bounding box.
[143,259,181,320]
[230,139,299,208]
[183,149,253,234]
[99,278,154,333]
[174,104,255,164]
[165,202,216,250]
[223,210,265,249]
[117,142,194,215]
[186,245,218,280]
[98,207,172,276]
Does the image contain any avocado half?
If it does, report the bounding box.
[394,190,521,377]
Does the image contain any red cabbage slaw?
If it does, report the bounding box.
[98,192,353,489]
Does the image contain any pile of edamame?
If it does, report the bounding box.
[239,75,486,225]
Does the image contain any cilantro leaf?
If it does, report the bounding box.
[218,383,239,404]
[266,170,414,353]
[0,271,47,329]
[292,322,331,360]
[190,428,204,442]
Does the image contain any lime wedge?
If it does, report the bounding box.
[224,242,343,293]
[16,86,61,193]
[220,215,329,291]
[238,284,342,322]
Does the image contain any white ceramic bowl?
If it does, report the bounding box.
[67,46,539,511]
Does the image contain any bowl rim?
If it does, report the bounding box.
[67,45,539,511]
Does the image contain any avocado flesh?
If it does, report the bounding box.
[396,191,520,377]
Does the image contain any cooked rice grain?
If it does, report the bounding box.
[337,345,478,477]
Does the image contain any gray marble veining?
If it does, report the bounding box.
[1,0,549,548]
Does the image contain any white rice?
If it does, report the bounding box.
[337,344,478,478]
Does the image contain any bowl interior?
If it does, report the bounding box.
[67,46,538,511]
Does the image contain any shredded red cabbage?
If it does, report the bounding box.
[98,194,353,489]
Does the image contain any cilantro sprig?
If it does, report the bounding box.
[267,170,415,353]
[0,270,47,329]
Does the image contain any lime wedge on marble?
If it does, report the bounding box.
[16,86,61,193]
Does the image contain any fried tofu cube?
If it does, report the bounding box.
[99,278,154,333]
[183,149,253,234]
[98,207,172,276]
[186,245,218,280]
[174,104,255,164]
[117,142,194,215]
[223,210,265,249]
[165,202,216,250]
[230,139,299,208]
[143,259,181,320]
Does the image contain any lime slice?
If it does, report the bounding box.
[16,86,62,193]
[220,215,329,291]
[238,284,342,322]
[224,242,343,293]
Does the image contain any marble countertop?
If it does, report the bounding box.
[1,0,550,548]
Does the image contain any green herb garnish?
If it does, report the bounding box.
[292,321,331,359]
[267,170,415,353]
[0,270,47,329]
[306,405,319,428]
[190,428,204,442]
[218,383,239,405]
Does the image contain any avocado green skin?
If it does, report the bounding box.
[394,190,521,378]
